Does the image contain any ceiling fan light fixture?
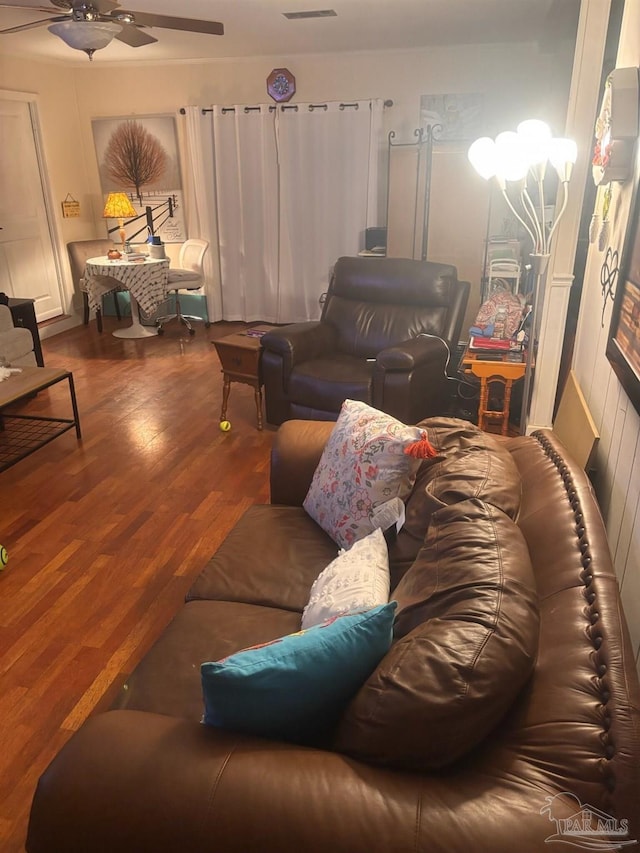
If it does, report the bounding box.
[48,20,122,57]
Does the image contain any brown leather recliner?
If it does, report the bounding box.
[261,256,470,426]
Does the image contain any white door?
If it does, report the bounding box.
[0,97,62,320]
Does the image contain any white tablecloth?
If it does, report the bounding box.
[85,257,170,316]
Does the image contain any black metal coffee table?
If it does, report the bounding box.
[0,367,81,472]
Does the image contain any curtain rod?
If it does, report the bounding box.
[179,99,392,115]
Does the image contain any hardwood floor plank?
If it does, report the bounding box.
[0,319,276,851]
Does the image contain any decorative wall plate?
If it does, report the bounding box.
[592,66,639,185]
[267,68,296,103]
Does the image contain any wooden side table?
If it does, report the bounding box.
[212,325,275,430]
[461,350,526,435]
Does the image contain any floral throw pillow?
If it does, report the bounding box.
[303,400,434,550]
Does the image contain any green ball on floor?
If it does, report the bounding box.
[0,546,8,569]
[219,420,231,432]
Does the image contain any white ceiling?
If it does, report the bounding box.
[0,0,581,64]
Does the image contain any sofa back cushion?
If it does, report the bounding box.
[334,498,539,770]
[388,418,522,586]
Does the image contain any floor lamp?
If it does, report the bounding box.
[467,120,577,433]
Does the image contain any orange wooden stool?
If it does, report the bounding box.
[466,359,526,435]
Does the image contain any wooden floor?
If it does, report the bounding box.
[0,316,275,852]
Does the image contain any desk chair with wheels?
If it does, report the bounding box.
[67,240,123,333]
[156,239,209,336]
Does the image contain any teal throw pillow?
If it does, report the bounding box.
[201,601,397,743]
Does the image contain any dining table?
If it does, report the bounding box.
[84,255,170,339]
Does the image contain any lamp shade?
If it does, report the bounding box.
[48,21,122,52]
[548,138,578,182]
[516,119,551,178]
[468,136,497,180]
[102,193,137,220]
[494,131,529,182]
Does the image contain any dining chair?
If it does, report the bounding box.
[66,240,124,333]
[156,239,209,336]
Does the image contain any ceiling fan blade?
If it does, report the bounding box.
[0,4,63,11]
[0,14,66,34]
[71,0,120,11]
[115,23,156,47]
[0,0,119,14]
[117,10,223,36]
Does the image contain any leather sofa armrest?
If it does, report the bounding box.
[261,321,339,367]
[27,710,572,853]
[270,419,335,505]
[377,335,451,371]
[26,710,422,853]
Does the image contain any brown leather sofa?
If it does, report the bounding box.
[261,257,470,425]
[27,419,640,853]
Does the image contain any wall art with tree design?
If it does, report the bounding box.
[92,114,186,244]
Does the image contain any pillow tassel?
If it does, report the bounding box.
[404,432,437,459]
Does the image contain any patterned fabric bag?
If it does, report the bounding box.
[472,289,525,339]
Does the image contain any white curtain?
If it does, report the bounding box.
[192,99,383,323]
[212,105,280,322]
[179,107,220,320]
[278,100,383,321]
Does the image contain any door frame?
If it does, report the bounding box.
[0,88,66,317]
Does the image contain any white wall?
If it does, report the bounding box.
[0,39,574,321]
[571,0,640,677]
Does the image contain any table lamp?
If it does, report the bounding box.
[102,192,137,252]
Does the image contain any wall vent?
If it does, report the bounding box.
[282,10,337,20]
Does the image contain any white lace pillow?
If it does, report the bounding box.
[303,399,435,549]
[301,528,390,629]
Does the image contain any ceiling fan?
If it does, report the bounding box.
[0,0,224,59]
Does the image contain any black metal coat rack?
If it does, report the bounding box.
[385,123,441,260]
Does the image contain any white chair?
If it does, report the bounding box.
[485,258,521,300]
[156,239,209,336]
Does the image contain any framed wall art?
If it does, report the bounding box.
[92,114,186,244]
[419,93,484,141]
[606,169,640,415]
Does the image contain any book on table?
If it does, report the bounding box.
[469,336,521,353]
[121,252,148,261]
